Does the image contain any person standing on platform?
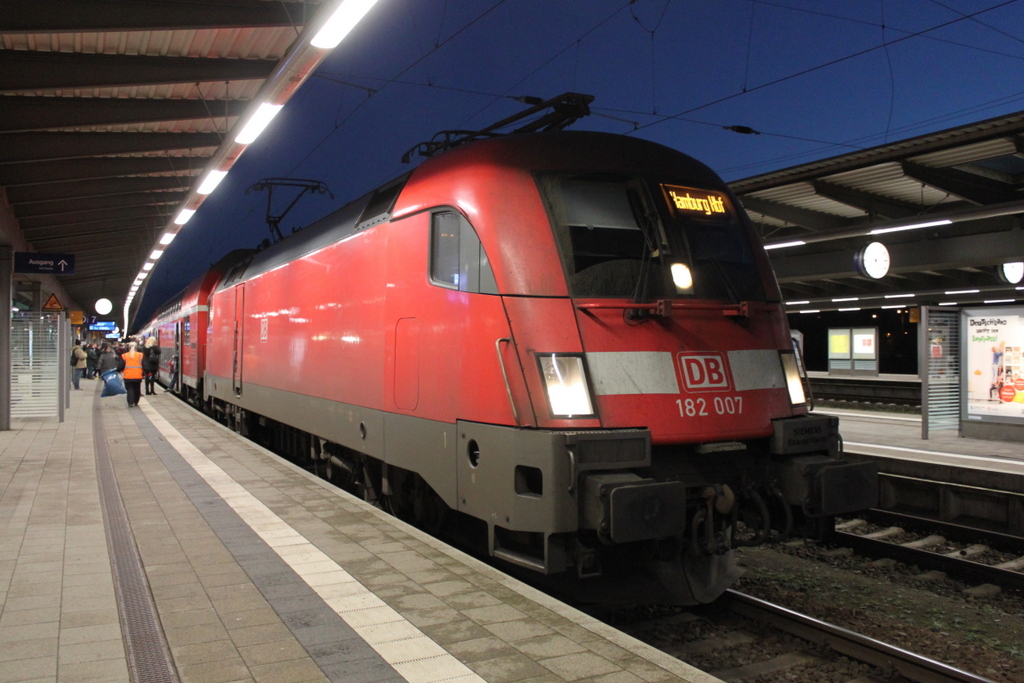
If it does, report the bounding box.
[71,340,87,390]
[85,343,98,379]
[96,344,118,375]
[121,341,144,407]
[143,337,160,395]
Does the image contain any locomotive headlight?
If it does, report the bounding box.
[671,263,693,291]
[780,352,806,405]
[538,354,595,418]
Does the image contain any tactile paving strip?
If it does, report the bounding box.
[93,394,179,683]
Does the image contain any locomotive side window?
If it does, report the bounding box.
[539,175,765,302]
[430,211,497,294]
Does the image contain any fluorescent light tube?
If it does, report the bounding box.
[764,240,806,250]
[197,170,228,195]
[311,0,380,48]
[174,209,196,225]
[159,233,176,245]
[869,219,951,235]
[235,103,283,144]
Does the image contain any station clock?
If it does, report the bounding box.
[999,261,1024,284]
[855,241,890,279]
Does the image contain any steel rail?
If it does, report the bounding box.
[724,589,997,683]
[835,530,1024,592]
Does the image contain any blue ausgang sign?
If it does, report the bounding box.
[14,252,75,275]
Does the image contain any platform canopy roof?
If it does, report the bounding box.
[0,0,328,315]
[734,111,1024,311]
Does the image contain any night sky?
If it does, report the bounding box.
[135,0,1024,324]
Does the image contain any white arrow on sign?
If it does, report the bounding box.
[58,260,69,271]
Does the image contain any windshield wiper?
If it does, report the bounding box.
[626,184,668,318]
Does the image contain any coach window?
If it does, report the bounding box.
[430,211,497,294]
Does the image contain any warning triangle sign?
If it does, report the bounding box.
[43,293,63,311]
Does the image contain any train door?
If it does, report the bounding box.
[173,321,182,393]
[232,284,245,397]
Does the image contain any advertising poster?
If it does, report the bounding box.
[963,308,1024,423]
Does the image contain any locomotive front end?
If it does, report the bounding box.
[452,136,878,604]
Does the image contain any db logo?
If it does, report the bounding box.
[677,352,733,392]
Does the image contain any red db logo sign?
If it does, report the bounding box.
[678,353,733,392]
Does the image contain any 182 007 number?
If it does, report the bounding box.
[675,396,743,417]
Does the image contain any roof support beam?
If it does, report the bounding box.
[738,195,857,232]
[900,161,1017,206]
[0,132,221,163]
[0,157,205,187]
[16,191,186,220]
[1,0,314,33]
[7,177,189,205]
[810,180,921,219]
[28,221,166,243]
[0,51,276,92]
[771,222,1024,282]
[0,97,248,133]
[21,204,178,231]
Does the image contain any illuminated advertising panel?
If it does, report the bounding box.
[962,307,1024,425]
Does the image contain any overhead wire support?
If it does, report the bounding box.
[401,92,594,163]
[246,178,333,244]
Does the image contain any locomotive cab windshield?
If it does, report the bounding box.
[539,174,765,304]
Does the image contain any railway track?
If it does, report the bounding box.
[831,514,1024,593]
[599,589,997,683]
[723,590,995,683]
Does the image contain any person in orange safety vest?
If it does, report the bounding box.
[121,341,145,408]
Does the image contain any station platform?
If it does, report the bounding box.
[0,385,720,683]
[814,407,1024,476]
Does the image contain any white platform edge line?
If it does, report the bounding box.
[138,402,485,683]
[844,441,1024,473]
[143,398,726,683]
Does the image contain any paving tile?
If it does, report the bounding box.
[468,653,551,683]
[177,656,252,683]
[418,618,492,645]
[222,607,285,630]
[227,623,296,648]
[56,655,130,679]
[0,606,60,627]
[172,639,242,667]
[461,604,529,626]
[164,622,231,648]
[160,608,223,630]
[0,656,57,683]
[6,581,63,599]
[540,652,621,681]
[56,605,115,631]
[483,619,557,644]
[248,657,327,683]
[58,638,126,664]
[444,635,520,662]
[0,621,59,642]
[237,639,308,667]
[515,634,590,659]
[0,636,58,663]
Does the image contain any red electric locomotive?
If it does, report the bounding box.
[150,109,877,603]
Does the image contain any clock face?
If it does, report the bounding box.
[1001,261,1024,285]
[857,241,890,279]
